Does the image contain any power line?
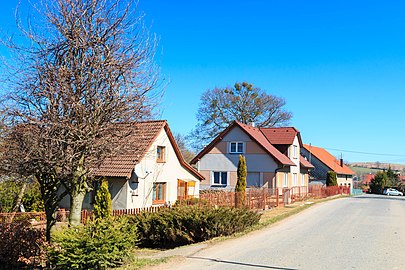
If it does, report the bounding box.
[324,147,405,157]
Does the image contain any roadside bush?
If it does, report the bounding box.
[48,216,136,270]
[0,220,48,269]
[130,206,261,248]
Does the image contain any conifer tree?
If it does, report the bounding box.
[93,179,113,220]
[326,171,338,186]
[235,155,247,208]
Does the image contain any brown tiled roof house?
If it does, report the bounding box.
[60,120,204,210]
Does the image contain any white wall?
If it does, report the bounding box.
[125,128,200,208]
[288,136,300,183]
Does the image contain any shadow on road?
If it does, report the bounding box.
[187,256,297,270]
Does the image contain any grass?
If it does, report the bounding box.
[113,249,168,270]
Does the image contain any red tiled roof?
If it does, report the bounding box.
[362,174,374,185]
[303,144,355,175]
[236,122,295,166]
[300,156,314,169]
[95,121,204,180]
[191,121,295,166]
[260,127,301,145]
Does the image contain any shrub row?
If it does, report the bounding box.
[130,205,261,248]
[0,206,261,269]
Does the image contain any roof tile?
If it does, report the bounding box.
[260,127,299,145]
[303,144,354,175]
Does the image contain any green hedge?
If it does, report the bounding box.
[48,216,136,270]
[130,206,261,248]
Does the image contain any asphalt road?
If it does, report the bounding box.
[161,195,405,270]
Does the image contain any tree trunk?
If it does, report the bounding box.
[68,190,86,226]
[12,182,27,212]
[7,181,28,223]
[68,154,89,226]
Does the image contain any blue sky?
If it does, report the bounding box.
[2,1,405,163]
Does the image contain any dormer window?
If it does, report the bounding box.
[156,146,166,162]
[230,142,244,154]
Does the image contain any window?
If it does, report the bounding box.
[229,142,244,154]
[212,171,228,186]
[293,173,298,186]
[156,146,165,162]
[152,182,166,204]
[283,173,288,187]
[290,145,298,158]
[301,173,305,186]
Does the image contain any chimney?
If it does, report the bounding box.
[340,158,344,167]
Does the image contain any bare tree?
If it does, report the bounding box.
[189,82,292,149]
[174,133,196,163]
[1,0,160,229]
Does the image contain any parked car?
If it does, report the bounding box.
[384,188,403,196]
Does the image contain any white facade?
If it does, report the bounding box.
[120,129,200,209]
[61,127,201,210]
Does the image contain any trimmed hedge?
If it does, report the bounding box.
[48,216,137,270]
[130,206,261,248]
[0,220,48,269]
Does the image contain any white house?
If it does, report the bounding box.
[59,120,204,210]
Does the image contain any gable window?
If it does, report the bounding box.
[156,146,166,162]
[290,145,298,159]
[293,173,298,186]
[283,173,288,187]
[152,182,166,204]
[230,142,244,154]
[212,171,228,186]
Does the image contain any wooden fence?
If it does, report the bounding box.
[0,185,351,224]
[308,185,350,198]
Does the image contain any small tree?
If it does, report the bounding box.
[235,155,247,208]
[370,171,389,194]
[93,179,113,220]
[386,166,399,187]
[326,171,338,186]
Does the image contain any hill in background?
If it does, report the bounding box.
[348,162,405,177]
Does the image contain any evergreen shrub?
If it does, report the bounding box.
[326,171,338,186]
[48,216,136,270]
[131,206,261,248]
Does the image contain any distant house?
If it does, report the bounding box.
[190,121,313,193]
[362,174,375,185]
[301,144,355,187]
[59,120,204,210]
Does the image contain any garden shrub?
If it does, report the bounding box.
[0,220,48,269]
[131,206,261,248]
[48,216,136,270]
[93,179,113,220]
